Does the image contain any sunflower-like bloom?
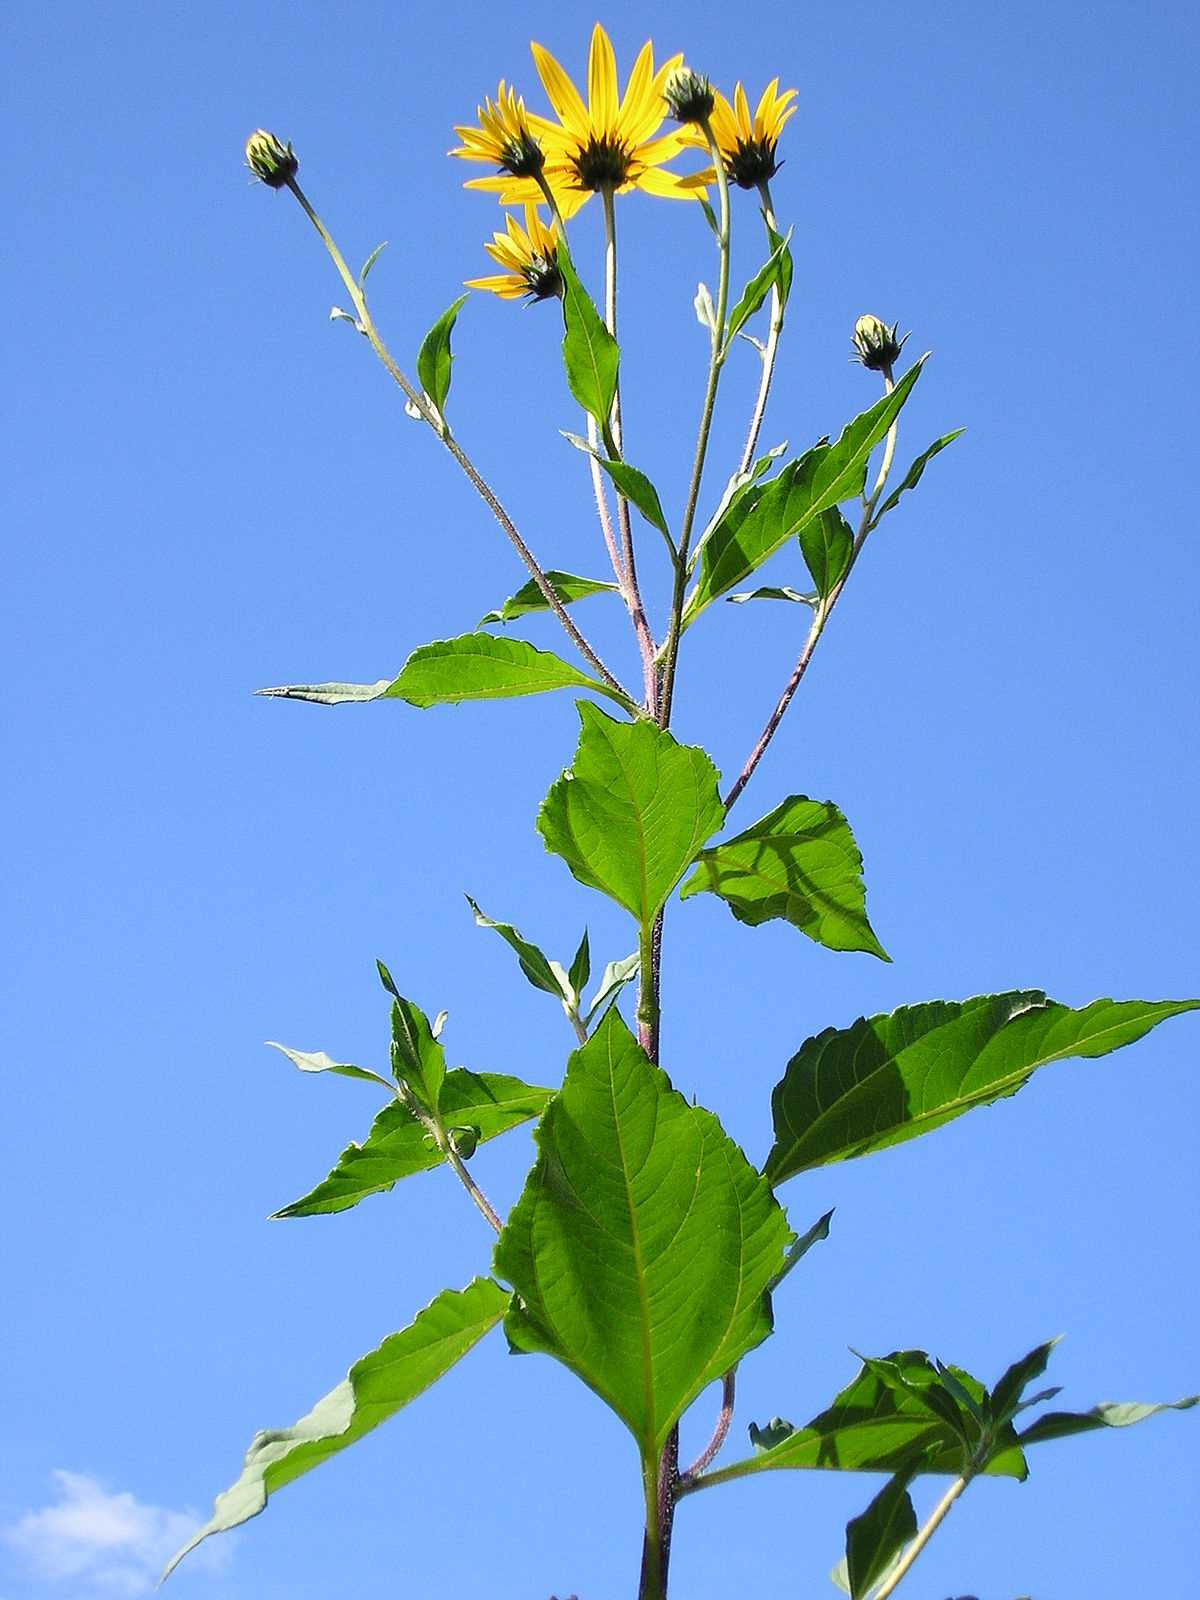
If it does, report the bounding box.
[450,81,547,181]
[465,206,563,302]
[458,24,699,217]
[682,79,797,189]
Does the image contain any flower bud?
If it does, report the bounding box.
[663,67,715,125]
[245,129,298,189]
[852,314,908,372]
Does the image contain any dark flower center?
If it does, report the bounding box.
[573,134,633,190]
[500,130,545,179]
[726,136,781,189]
[523,252,563,303]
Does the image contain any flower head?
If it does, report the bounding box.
[461,24,700,216]
[682,80,797,189]
[466,206,563,303]
[662,66,715,126]
[450,82,546,181]
[852,314,908,372]
[245,129,298,189]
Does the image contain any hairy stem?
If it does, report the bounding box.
[872,1474,970,1600]
[601,184,658,714]
[657,117,733,727]
[737,179,784,475]
[284,178,634,708]
[680,1370,737,1481]
[392,1082,502,1235]
[722,367,899,811]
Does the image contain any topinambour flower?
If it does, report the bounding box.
[466,206,563,302]
[451,23,705,218]
[680,79,797,190]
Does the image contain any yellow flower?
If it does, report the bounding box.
[683,79,797,190]
[460,23,700,216]
[450,81,546,181]
[465,206,563,302]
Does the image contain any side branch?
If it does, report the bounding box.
[285,178,635,710]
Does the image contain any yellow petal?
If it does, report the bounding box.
[733,83,752,138]
[618,39,655,128]
[633,166,702,200]
[754,78,780,134]
[588,22,617,132]
[465,273,526,299]
[531,40,589,138]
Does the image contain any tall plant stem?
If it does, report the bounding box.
[284,177,633,709]
[872,1474,970,1600]
[657,119,733,728]
[601,184,658,713]
[737,180,784,475]
[723,367,899,811]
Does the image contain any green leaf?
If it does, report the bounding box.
[161,1279,508,1579]
[846,1465,919,1599]
[567,929,591,1002]
[494,1009,791,1458]
[466,896,569,1002]
[764,993,1200,1187]
[725,228,793,346]
[267,1042,393,1092]
[595,457,672,540]
[558,248,619,428]
[256,679,393,705]
[273,1070,554,1217]
[358,240,388,284]
[416,293,468,417]
[537,703,725,930]
[383,633,628,709]
[724,1352,1026,1486]
[799,507,855,599]
[479,570,619,626]
[389,993,446,1113]
[726,585,816,606]
[765,223,793,310]
[767,1207,833,1294]
[585,950,639,1023]
[685,360,926,623]
[989,1338,1061,1427]
[681,795,889,960]
[874,430,964,520]
[1017,1395,1199,1449]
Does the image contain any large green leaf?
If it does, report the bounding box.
[493,1009,791,1458]
[161,1279,508,1579]
[680,795,889,960]
[558,248,619,428]
[537,703,725,930]
[713,1352,1026,1488]
[845,1465,918,1599]
[479,570,619,626]
[684,360,925,622]
[416,294,468,417]
[765,994,1199,1187]
[384,634,626,709]
[274,1069,554,1217]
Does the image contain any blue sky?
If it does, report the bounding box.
[3,1,1197,1596]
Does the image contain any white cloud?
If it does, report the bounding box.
[4,1471,230,1595]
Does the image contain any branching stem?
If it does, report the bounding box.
[392,1082,502,1235]
[680,1369,737,1481]
[722,366,898,811]
[284,178,634,709]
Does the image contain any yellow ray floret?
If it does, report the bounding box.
[682,77,797,190]
[465,205,563,302]
[450,81,547,181]
[464,23,703,216]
